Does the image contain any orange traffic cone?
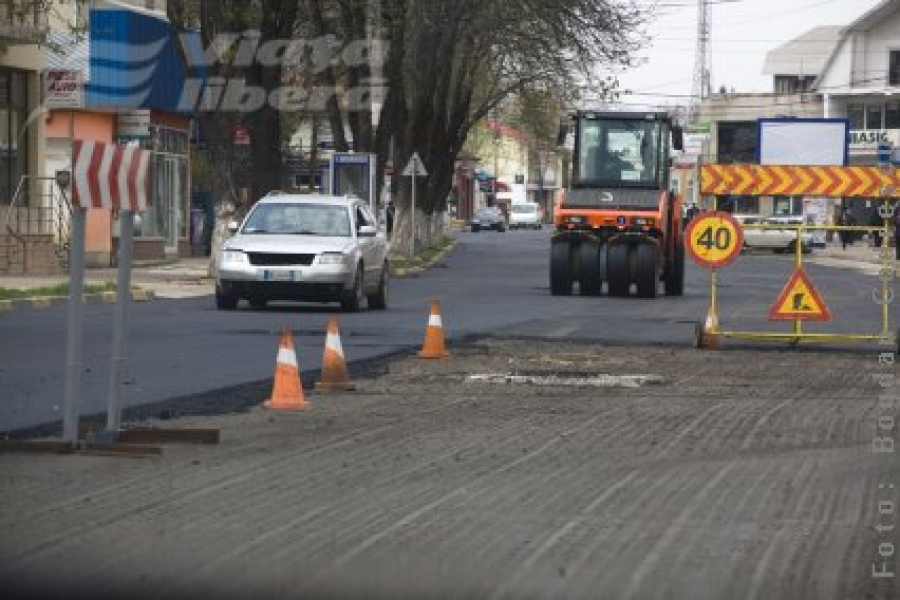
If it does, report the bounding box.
[263,327,309,410]
[419,299,450,359]
[315,317,355,392]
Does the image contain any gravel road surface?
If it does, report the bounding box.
[1,338,897,600]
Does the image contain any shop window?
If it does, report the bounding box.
[717,121,757,164]
[0,69,28,206]
[890,51,900,86]
[847,103,865,129]
[866,103,883,130]
[773,196,802,216]
[887,101,900,129]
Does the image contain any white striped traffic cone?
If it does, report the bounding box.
[263,327,309,410]
[315,317,355,391]
[419,299,450,359]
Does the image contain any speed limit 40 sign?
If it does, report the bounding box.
[684,211,743,268]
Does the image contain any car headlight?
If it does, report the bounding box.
[221,249,248,265]
[318,252,347,265]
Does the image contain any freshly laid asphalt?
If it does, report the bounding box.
[1,235,895,308]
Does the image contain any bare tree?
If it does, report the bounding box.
[374,0,647,255]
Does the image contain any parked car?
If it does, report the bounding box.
[216,193,389,312]
[508,202,542,230]
[735,214,813,254]
[471,207,506,232]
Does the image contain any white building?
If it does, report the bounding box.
[694,0,899,219]
[814,0,900,164]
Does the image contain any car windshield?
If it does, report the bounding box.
[241,203,352,237]
[511,205,537,214]
[475,209,500,218]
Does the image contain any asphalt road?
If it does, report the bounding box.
[0,227,896,433]
[0,229,897,599]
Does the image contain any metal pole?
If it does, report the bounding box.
[106,210,134,432]
[794,227,803,339]
[63,208,85,444]
[62,109,82,445]
[410,173,416,255]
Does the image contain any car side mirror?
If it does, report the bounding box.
[227,220,239,233]
[358,225,377,237]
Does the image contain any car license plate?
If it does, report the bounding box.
[260,270,298,282]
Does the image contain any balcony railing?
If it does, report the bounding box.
[0,0,48,44]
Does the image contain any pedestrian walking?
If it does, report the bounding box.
[838,208,855,250]
[385,200,395,239]
[870,211,883,248]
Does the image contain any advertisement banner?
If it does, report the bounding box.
[43,70,84,109]
[803,197,828,247]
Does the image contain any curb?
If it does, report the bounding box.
[391,239,458,278]
[0,288,156,313]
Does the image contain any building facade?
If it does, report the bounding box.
[1,0,197,272]
[694,0,899,226]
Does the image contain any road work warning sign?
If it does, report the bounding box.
[768,269,832,321]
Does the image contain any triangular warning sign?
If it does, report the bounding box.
[402,152,428,177]
[768,269,832,321]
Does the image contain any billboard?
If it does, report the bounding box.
[757,118,849,166]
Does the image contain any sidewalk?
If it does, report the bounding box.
[806,238,899,275]
[0,258,214,311]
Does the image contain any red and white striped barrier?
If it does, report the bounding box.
[73,140,149,211]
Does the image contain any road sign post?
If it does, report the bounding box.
[403,152,428,254]
[684,212,743,347]
[66,140,149,444]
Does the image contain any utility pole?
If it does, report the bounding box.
[690,0,712,123]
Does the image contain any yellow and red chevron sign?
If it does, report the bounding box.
[700,165,900,198]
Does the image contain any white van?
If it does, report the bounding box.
[508,202,542,230]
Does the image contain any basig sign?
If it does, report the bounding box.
[851,129,900,154]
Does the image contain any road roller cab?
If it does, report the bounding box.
[550,111,685,298]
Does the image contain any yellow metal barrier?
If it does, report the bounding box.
[698,219,897,351]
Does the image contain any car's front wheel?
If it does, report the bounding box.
[341,265,365,312]
[215,288,239,310]
[367,263,389,310]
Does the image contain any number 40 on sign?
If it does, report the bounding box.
[685,212,744,268]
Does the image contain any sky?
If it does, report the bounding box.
[612,0,885,108]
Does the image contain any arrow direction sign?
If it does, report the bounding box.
[403,152,428,177]
[701,165,900,198]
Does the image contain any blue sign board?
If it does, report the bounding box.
[88,8,204,113]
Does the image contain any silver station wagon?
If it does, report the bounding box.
[215,193,389,311]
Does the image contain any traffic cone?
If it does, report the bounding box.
[315,317,355,392]
[263,327,309,410]
[697,303,721,350]
[419,299,450,359]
